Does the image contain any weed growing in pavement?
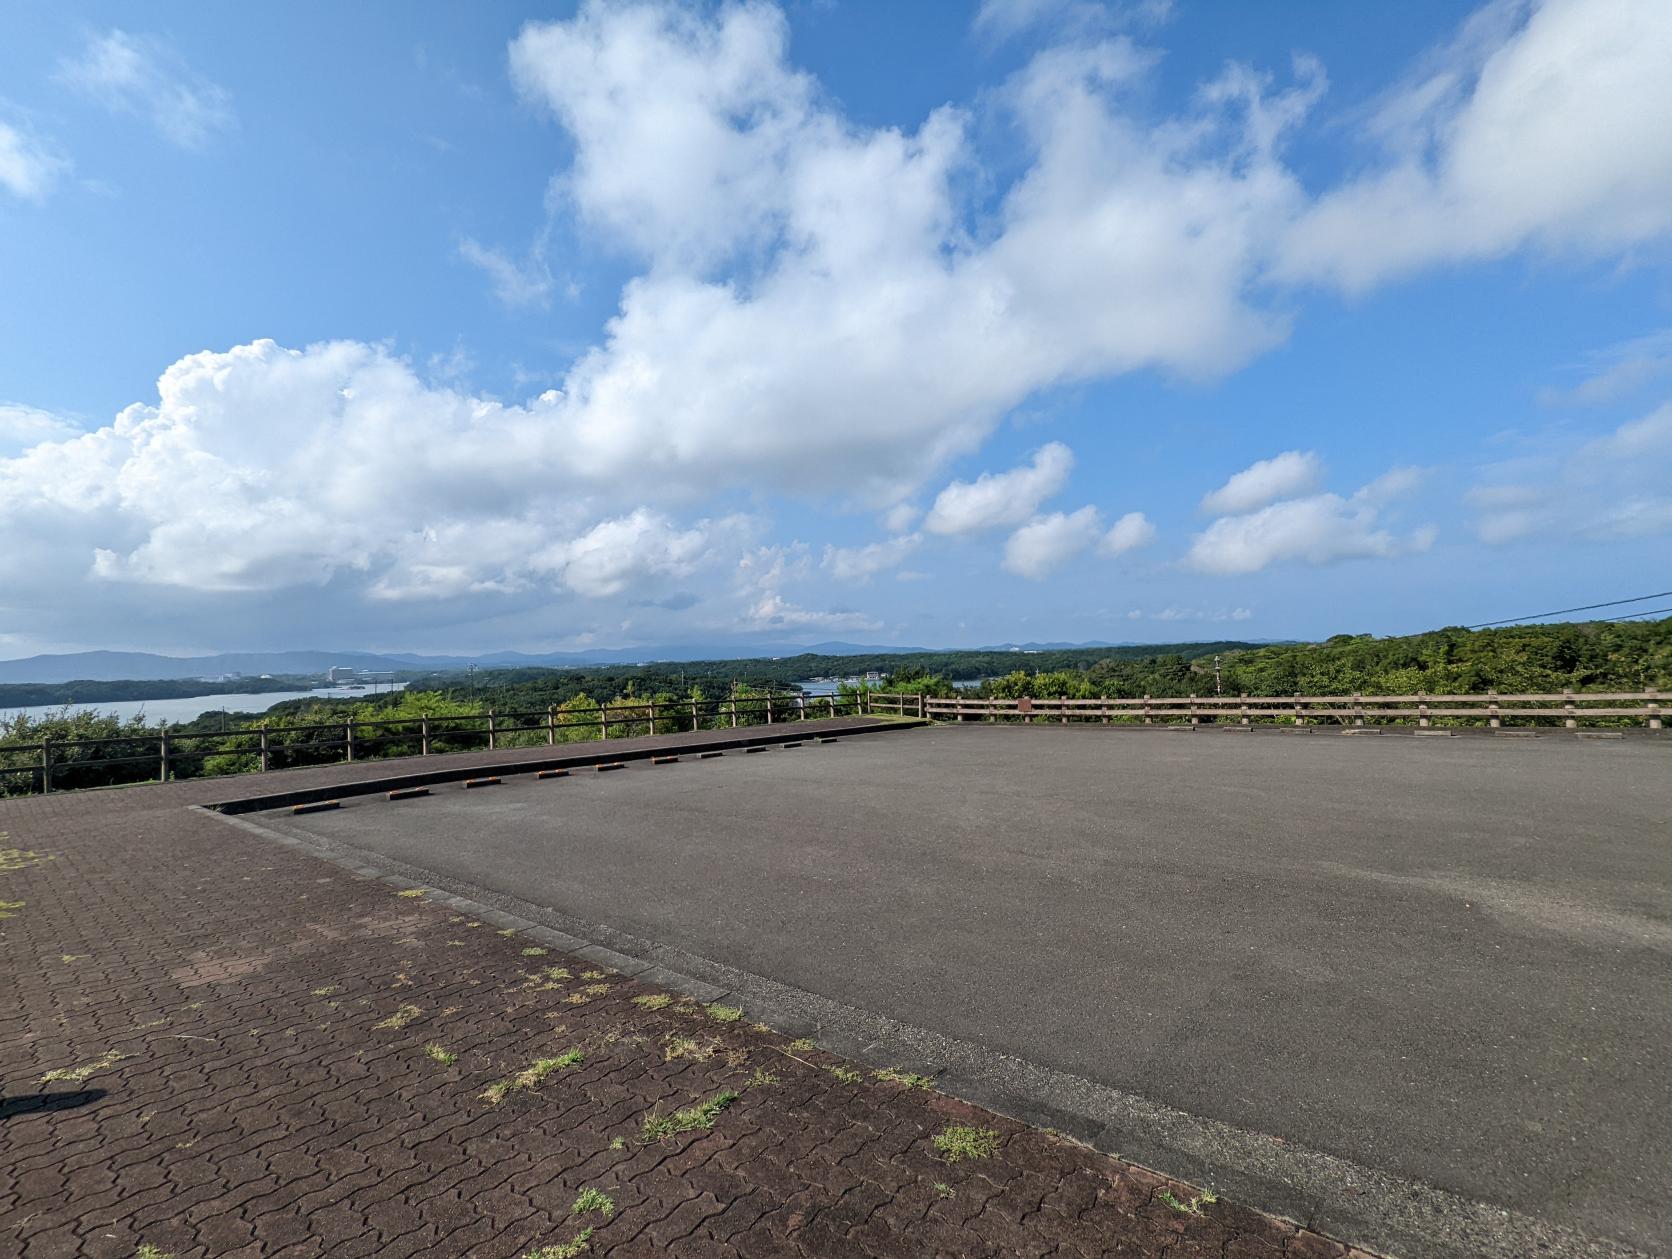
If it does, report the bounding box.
[933,1125,1000,1162]
[61,954,88,963]
[609,1136,627,1151]
[750,1022,771,1033]
[663,1036,715,1063]
[748,1067,780,1087]
[522,1229,592,1259]
[580,970,606,980]
[0,899,23,918]
[583,983,611,997]
[787,1038,816,1053]
[934,1182,955,1199]
[311,985,340,996]
[481,1049,584,1105]
[828,1066,861,1085]
[639,1091,738,1143]
[373,1004,421,1031]
[522,947,548,956]
[705,1003,742,1022]
[873,1068,935,1090]
[498,928,517,936]
[422,1044,458,1065]
[40,1049,127,1084]
[631,994,672,1011]
[136,1245,174,1259]
[0,844,55,875]
[1158,1188,1218,1216]
[571,1188,615,1218]
[396,889,425,899]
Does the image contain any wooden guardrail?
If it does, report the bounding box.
[0,692,861,796]
[906,690,1665,730]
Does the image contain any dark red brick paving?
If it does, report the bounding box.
[1,726,1383,1258]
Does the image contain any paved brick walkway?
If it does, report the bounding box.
[2,725,1377,1258]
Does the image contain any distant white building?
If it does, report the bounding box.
[327,665,359,684]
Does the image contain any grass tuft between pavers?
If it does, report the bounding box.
[933,1124,1001,1162]
[482,1048,584,1105]
[522,1228,592,1259]
[638,1090,739,1143]
[571,1187,615,1218]
[40,1049,126,1084]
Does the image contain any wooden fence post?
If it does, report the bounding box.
[1060,695,1068,725]
[765,694,773,724]
[1240,694,1250,728]
[1294,693,1304,727]
[730,697,739,727]
[648,699,657,736]
[1188,694,1198,727]
[346,717,356,762]
[1488,690,1500,729]
[600,705,609,741]
[159,726,170,782]
[691,696,700,731]
[1648,687,1662,731]
[40,737,51,794]
[260,724,271,772]
[1353,693,1364,727]
[486,709,496,750]
[1563,689,1577,729]
[547,705,556,746]
[1143,694,1151,725]
[827,695,835,720]
[421,714,431,756]
[1418,694,1430,728]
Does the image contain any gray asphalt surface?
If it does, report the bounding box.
[260,725,1672,1254]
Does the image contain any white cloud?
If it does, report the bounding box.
[1200,450,1321,515]
[1002,506,1104,578]
[533,509,742,597]
[1187,469,1434,574]
[1539,329,1672,407]
[0,403,79,452]
[57,30,234,150]
[925,443,1074,535]
[744,592,881,634]
[1099,510,1156,555]
[500,3,1324,505]
[1279,0,1672,292]
[1469,402,1672,543]
[459,238,554,308]
[823,534,921,583]
[0,121,68,202]
[1125,606,1252,622]
[882,502,921,533]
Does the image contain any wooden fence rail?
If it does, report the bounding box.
[904,689,1665,731]
[0,692,863,796]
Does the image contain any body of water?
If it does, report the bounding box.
[1,683,407,727]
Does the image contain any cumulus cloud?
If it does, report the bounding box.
[1469,402,1672,543]
[1002,506,1104,578]
[1187,468,1433,574]
[0,121,68,202]
[1099,510,1156,555]
[533,509,744,597]
[57,30,235,150]
[925,443,1074,535]
[499,2,1325,505]
[1199,450,1321,515]
[0,403,80,452]
[1278,0,1672,292]
[823,534,921,583]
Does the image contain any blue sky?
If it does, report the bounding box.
[2,0,1670,657]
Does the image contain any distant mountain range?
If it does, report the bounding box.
[0,639,1195,684]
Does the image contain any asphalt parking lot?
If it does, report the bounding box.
[254,724,1672,1256]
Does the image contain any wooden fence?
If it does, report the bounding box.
[0,692,862,796]
[905,690,1665,730]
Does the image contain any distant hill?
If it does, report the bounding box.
[0,650,409,684]
[0,637,1269,685]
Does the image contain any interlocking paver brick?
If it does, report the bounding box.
[0,730,1379,1258]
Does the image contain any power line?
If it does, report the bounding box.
[1467,590,1672,630]
[1601,605,1672,623]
